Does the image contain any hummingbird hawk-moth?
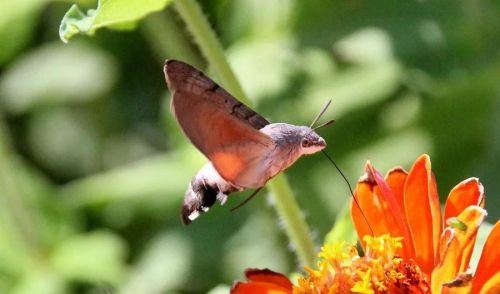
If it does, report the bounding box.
[164,60,330,225]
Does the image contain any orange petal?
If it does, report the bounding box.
[432,206,487,293]
[385,167,408,214]
[404,154,442,275]
[473,221,500,294]
[436,228,454,267]
[367,162,414,257]
[432,228,460,293]
[231,282,291,294]
[351,180,378,245]
[231,268,293,294]
[455,206,487,273]
[244,268,293,289]
[478,272,500,294]
[351,162,413,258]
[384,167,413,258]
[444,178,484,223]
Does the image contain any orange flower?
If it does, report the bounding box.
[295,235,430,293]
[231,235,429,294]
[351,154,499,293]
[231,155,500,294]
[231,268,293,294]
[231,235,430,294]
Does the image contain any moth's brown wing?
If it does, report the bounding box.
[164,60,274,188]
[164,60,270,129]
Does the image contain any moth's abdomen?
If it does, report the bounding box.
[181,181,218,225]
[181,163,238,225]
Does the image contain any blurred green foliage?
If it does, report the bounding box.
[0,0,499,293]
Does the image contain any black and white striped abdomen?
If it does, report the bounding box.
[181,163,238,225]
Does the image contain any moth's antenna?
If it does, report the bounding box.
[310,99,332,128]
[313,119,336,130]
[321,150,374,236]
[230,187,263,212]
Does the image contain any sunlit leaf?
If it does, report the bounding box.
[333,27,393,64]
[59,0,173,43]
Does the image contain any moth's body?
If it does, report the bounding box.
[164,60,326,224]
[183,123,326,223]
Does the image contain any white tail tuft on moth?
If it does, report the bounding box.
[164,60,328,225]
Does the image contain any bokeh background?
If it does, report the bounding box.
[1,0,499,293]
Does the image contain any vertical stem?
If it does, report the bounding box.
[141,10,204,69]
[172,0,316,266]
[172,0,246,101]
[267,175,316,266]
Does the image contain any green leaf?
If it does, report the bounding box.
[223,212,290,280]
[0,0,47,64]
[228,36,300,102]
[0,42,117,114]
[332,27,394,64]
[59,5,97,44]
[10,269,66,294]
[50,230,128,285]
[119,233,192,294]
[58,151,199,209]
[59,0,173,43]
[324,201,357,245]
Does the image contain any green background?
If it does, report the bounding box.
[0,0,499,293]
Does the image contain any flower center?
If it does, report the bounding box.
[293,235,430,294]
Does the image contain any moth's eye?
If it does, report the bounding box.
[301,139,310,147]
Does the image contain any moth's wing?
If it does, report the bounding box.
[164,60,274,188]
[165,60,270,129]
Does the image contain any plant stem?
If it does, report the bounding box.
[141,9,204,69]
[267,175,316,266]
[172,0,246,101]
[172,0,316,266]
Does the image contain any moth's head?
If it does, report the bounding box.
[297,98,334,155]
[299,128,326,155]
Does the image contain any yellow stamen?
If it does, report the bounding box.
[294,234,430,293]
